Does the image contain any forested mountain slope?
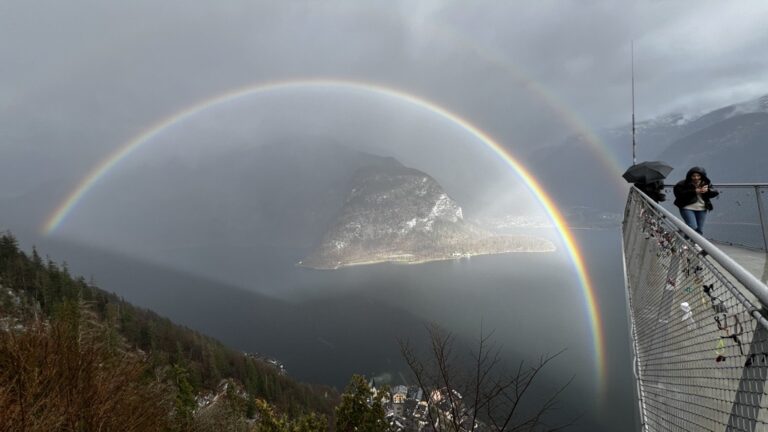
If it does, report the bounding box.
[0,232,336,431]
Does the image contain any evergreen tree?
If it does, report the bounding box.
[335,375,389,432]
[173,363,197,428]
[0,232,19,262]
[290,412,328,432]
[253,398,288,432]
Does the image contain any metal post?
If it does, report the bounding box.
[755,185,768,252]
[631,41,637,166]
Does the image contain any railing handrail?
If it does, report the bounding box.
[631,186,768,307]
[662,183,768,188]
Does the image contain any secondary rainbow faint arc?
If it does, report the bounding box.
[424,21,628,183]
[43,78,606,390]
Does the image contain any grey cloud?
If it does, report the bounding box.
[2,0,767,191]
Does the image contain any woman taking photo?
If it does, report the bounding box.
[673,167,719,235]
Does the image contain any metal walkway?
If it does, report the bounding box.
[623,187,768,431]
[718,244,768,285]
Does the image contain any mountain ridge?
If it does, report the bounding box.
[526,92,768,210]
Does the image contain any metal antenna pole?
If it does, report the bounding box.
[632,41,637,166]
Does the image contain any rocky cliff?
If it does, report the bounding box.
[300,163,555,269]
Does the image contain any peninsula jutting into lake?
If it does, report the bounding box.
[299,162,555,270]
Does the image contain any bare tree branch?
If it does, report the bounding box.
[400,324,574,432]
[399,336,440,432]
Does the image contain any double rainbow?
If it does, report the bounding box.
[43,79,606,392]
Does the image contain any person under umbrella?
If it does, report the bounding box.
[622,161,673,203]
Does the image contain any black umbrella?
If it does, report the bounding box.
[622,161,673,184]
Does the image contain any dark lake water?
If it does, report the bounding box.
[27,227,637,431]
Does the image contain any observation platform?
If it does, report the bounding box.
[718,243,768,284]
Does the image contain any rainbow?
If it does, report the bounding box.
[453,38,628,182]
[414,20,629,185]
[43,79,606,391]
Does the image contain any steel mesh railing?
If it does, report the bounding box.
[624,187,768,431]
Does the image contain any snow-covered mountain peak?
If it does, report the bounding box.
[728,94,768,118]
[636,112,695,131]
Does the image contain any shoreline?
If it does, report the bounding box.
[296,245,557,270]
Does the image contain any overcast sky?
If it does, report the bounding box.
[5,5,764,422]
[2,0,768,196]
